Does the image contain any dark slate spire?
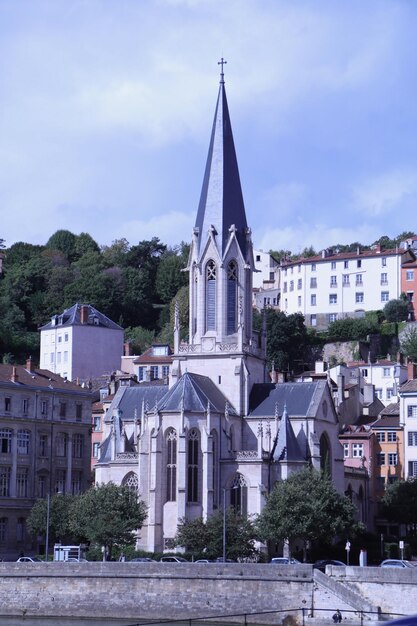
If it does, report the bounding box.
[272,404,305,462]
[194,63,248,258]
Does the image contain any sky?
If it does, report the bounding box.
[1,0,417,255]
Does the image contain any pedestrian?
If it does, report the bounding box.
[333,609,342,623]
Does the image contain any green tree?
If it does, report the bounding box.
[26,494,77,550]
[69,483,147,560]
[46,230,78,262]
[400,325,417,363]
[256,468,356,560]
[384,298,409,323]
[75,232,100,258]
[175,509,258,561]
[380,478,417,533]
[124,326,156,355]
[155,249,188,304]
[254,310,308,373]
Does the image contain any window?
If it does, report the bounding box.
[57,352,61,364]
[331,261,336,270]
[72,434,83,458]
[329,294,337,304]
[64,351,68,363]
[162,365,170,378]
[22,398,29,415]
[352,443,364,458]
[166,429,177,502]
[381,291,389,302]
[76,403,82,422]
[376,432,385,442]
[311,314,317,327]
[343,443,349,458]
[298,264,301,273]
[50,352,54,364]
[310,277,317,288]
[344,260,349,269]
[297,279,302,290]
[375,388,383,400]
[41,400,47,416]
[361,368,368,377]
[386,388,394,400]
[311,263,316,271]
[93,416,101,432]
[406,270,414,281]
[16,517,25,542]
[388,476,398,484]
[387,431,396,442]
[290,280,294,291]
[150,366,159,380]
[58,335,62,343]
[356,293,364,303]
[376,453,385,466]
[93,442,100,458]
[408,405,417,417]
[55,469,66,494]
[4,397,11,412]
[56,433,67,457]
[383,367,391,377]
[330,275,337,287]
[311,294,316,306]
[37,475,47,498]
[64,333,68,342]
[376,476,385,490]
[0,429,12,454]
[408,432,417,446]
[39,434,48,457]
[356,274,363,285]
[72,471,82,495]
[227,260,238,334]
[187,429,199,503]
[138,366,145,382]
[297,296,301,307]
[290,267,294,274]
[357,259,362,268]
[0,518,7,541]
[0,467,11,496]
[342,274,350,285]
[409,461,417,477]
[16,468,28,497]
[381,273,388,285]
[17,430,30,455]
[382,257,387,267]
[283,282,287,293]
[329,313,337,323]
[388,453,397,466]
[206,260,216,331]
[256,254,260,262]
[59,402,66,418]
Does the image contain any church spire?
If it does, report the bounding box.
[194,61,248,259]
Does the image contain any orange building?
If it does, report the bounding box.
[401,238,417,321]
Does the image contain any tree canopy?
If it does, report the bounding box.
[380,478,417,532]
[383,297,409,323]
[400,325,417,363]
[256,468,356,559]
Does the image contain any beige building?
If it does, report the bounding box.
[0,360,92,559]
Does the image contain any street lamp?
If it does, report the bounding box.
[222,485,238,562]
[45,493,51,562]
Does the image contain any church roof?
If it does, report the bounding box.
[157,372,237,415]
[194,74,248,259]
[249,381,328,417]
[104,385,169,422]
[272,405,306,462]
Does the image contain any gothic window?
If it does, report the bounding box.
[187,429,199,503]
[166,429,177,502]
[230,473,248,516]
[122,471,138,494]
[206,260,216,331]
[227,260,238,334]
[17,430,30,455]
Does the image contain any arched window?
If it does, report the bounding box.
[230,473,248,517]
[320,433,331,476]
[166,429,177,502]
[187,429,199,503]
[206,260,216,331]
[122,471,138,495]
[227,260,238,334]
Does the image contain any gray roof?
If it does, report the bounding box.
[40,303,123,331]
[249,381,328,418]
[157,372,237,415]
[272,405,306,462]
[194,79,248,259]
[105,385,169,422]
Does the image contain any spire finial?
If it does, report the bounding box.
[218,57,227,84]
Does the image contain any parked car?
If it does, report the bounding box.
[270,557,301,564]
[64,557,88,562]
[380,559,415,568]
[159,556,188,563]
[194,559,215,563]
[130,557,156,562]
[16,556,43,563]
[313,559,346,572]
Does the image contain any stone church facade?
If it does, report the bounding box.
[95,70,345,553]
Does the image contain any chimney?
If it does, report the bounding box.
[80,305,89,324]
[11,366,18,383]
[337,374,345,399]
[357,246,360,255]
[408,359,417,381]
[124,342,132,357]
[26,357,35,373]
[315,361,325,374]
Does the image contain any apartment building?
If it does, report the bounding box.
[0,360,92,558]
[347,360,408,407]
[280,246,412,329]
[399,362,417,479]
[252,249,280,310]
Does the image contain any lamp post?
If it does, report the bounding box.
[45,493,51,562]
[222,485,238,562]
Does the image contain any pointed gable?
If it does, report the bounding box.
[194,79,248,260]
[272,405,306,462]
[157,372,236,414]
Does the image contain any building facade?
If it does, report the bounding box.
[95,70,345,554]
[0,360,91,559]
[39,303,124,384]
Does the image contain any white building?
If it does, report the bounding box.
[280,246,411,329]
[252,249,280,311]
[399,363,417,479]
[346,360,408,406]
[95,70,345,554]
[39,303,124,384]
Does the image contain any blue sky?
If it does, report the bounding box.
[1,0,417,254]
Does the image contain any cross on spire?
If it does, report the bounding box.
[218,57,227,83]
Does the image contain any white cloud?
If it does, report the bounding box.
[352,169,417,217]
[114,211,195,248]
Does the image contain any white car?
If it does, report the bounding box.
[271,557,301,565]
[380,559,414,568]
[16,556,43,563]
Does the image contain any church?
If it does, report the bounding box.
[95,66,345,553]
